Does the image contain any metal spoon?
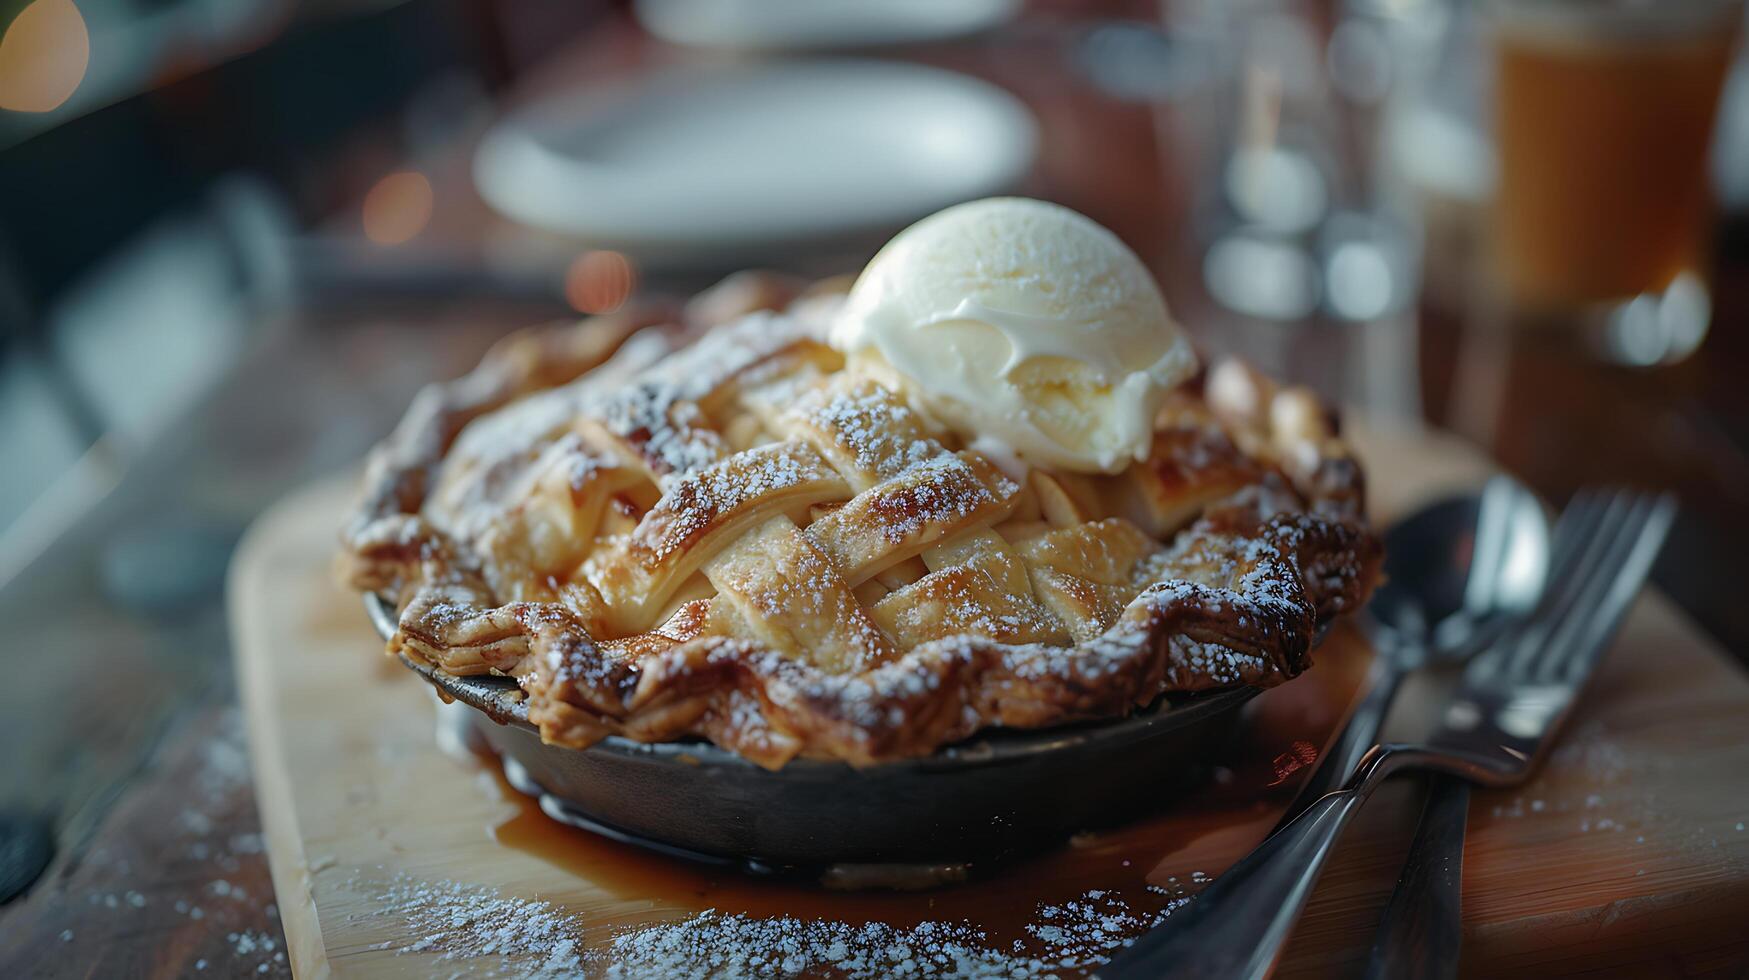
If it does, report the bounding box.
[1274,475,1552,832]
[1097,478,1550,980]
[1328,478,1546,980]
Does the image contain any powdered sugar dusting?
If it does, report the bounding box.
[597,312,812,487]
[796,382,939,486]
[629,443,838,562]
[362,876,584,977]
[352,876,1201,978]
[603,885,1196,979]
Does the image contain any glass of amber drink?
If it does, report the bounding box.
[1488,0,1742,363]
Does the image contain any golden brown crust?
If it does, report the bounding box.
[341,285,1380,768]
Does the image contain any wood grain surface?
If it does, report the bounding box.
[232,422,1749,978]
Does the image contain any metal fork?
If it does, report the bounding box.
[1097,489,1677,980]
[1361,489,1677,978]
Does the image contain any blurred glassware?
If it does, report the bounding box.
[1387,0,1492,318]
[1715,44,1749,212]
[1158,0,1443,418]
[633,0,1020,51]
[471,60,1037,272]
[1074,20,1219,105]
[1486,0,1742,366]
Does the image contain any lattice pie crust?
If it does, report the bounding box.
[342,287,1379,767]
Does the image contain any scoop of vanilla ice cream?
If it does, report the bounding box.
[830,198,1197,474]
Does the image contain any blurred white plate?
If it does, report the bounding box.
[635,0,1021,50]
[473,60,1037,263]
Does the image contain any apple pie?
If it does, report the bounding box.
[341,286,1379,768]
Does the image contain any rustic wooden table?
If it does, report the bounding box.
[3,6,1748,977]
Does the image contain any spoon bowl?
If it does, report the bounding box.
[1269,476,1551,831]
[1369,477,1550,665]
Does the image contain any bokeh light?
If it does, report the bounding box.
[1604,272,1710,366]
[1203,232,1318,321]
[361,171,433,246]
[565,250,637,314]
[0,0,90,113]
[1325,239,1395,321]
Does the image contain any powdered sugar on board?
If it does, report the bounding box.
[350,874,1202,978]
[356,876,585,978]
[601,880,1198,978]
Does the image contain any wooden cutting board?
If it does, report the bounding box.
[233,422,1749,978]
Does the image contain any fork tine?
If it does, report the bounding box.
[1519,492,1657,681]
[1543,490,1608,586]
[1542,494,1675,685]
[1463,491,1596,682]
[1493,489,1617,679]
